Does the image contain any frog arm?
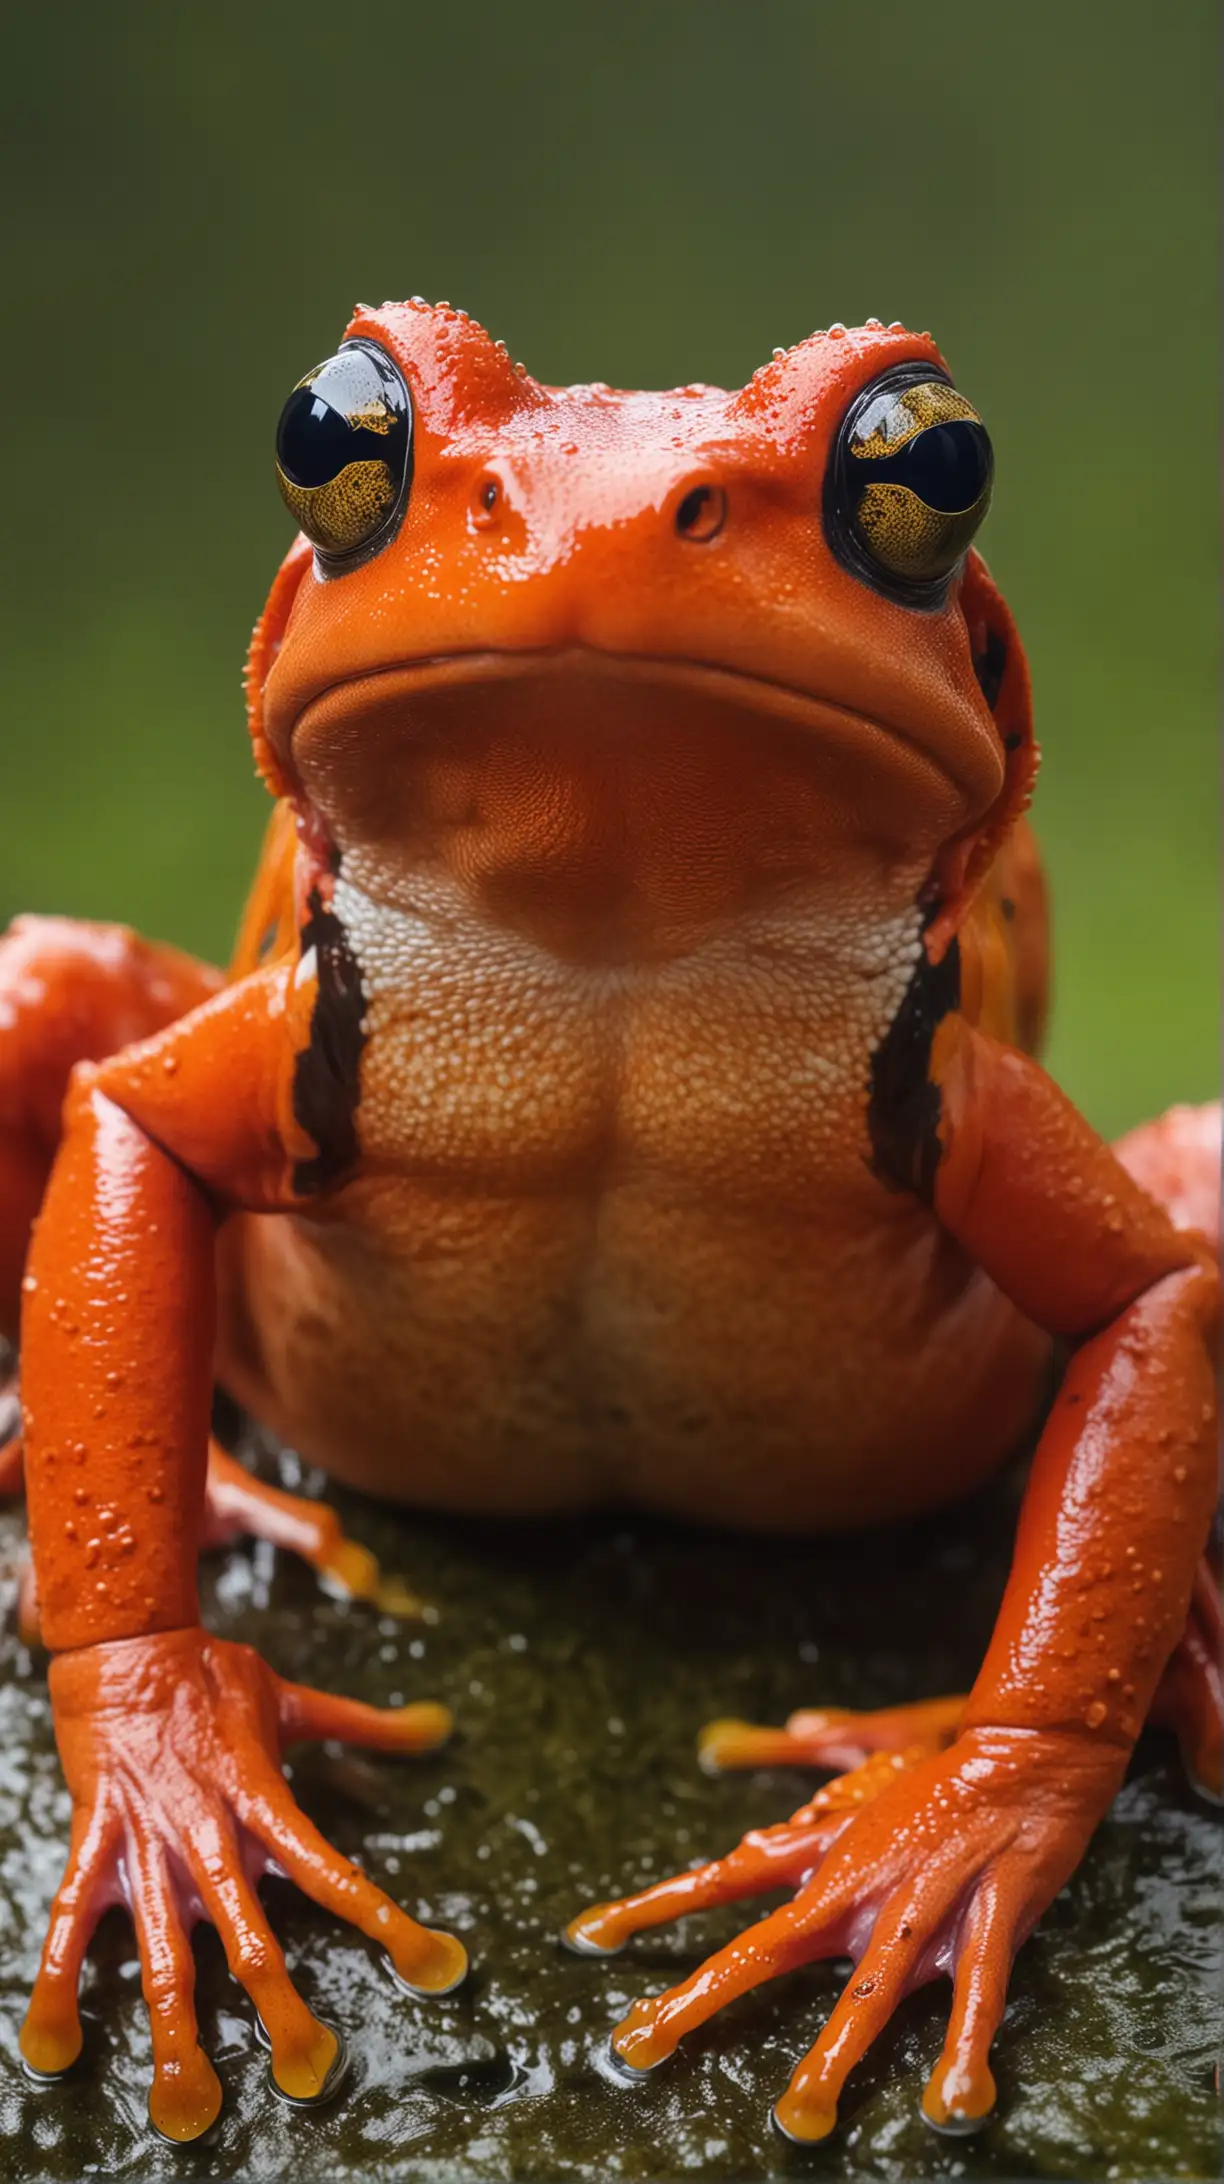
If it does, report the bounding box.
[572,1019,1217,2144]
[929,1016,1218,1750]
[19,966,464,2142]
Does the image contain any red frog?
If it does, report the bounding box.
[0,301,1217,2147]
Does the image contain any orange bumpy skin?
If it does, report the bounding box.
[0,300,1217,2144]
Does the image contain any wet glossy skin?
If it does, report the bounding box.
[0,302,1218,2149]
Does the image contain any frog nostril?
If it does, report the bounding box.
[675,484,727,543]
[471,472,504,531]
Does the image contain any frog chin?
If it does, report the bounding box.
[287,649,970,965]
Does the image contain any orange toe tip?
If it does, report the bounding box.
[374,1575,430,1621]
[604,2035,660,2082]
[319,1539,382,1601]
[697,1718,782,1772]
[390,1926,468,1996]
[784,1707,852,1736]
[396,1701,453,1751]
[148,2055,224,2144]
[609,2015,671,2074]
[772,2092,838,2145]
[562,1908,627,1958]
[19,2015,82,2080]
[269,2023,348,2107]
[921,2066,997,2136]
[319,1544,430,1621]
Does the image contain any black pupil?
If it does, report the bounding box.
[677,486,709,530]
[857,419,991,513]
[277,387,397,489]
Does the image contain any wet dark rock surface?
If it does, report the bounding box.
[0,1436,1219,2182]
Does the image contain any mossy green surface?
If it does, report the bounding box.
[0,1433,1218,2182]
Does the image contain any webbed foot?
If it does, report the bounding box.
[570,1720,1123,2141]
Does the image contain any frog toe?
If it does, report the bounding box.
[569,1742,932,1962]
[204,1438,428,1617]
[699,1693,964,1774]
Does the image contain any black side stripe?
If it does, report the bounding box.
[972,627,1008,711]
[867,936,961,1200]
[291,886,367,1195]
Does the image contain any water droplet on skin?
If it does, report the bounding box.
[1173,1465,1187,1483]
[1107,1668,1121,1682]
[73,1486,89,1506]
[1085,1702,1107,1729]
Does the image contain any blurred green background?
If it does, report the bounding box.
[2,0,1216,1137]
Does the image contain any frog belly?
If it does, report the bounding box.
[218,1181,1048,1534]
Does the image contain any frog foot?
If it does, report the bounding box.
[204,1440,427,1618]
[569,1725,1125,2141]
[21,1629,462,2140]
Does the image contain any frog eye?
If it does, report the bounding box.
[275,339,413,564]
[824,368,993,604]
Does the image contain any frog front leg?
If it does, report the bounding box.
[570,1026,1218,2142]
[0,913,394,1613]
[17,968,465,2141]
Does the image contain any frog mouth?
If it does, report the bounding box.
[285,647,986,955]
[288,647,983,811]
